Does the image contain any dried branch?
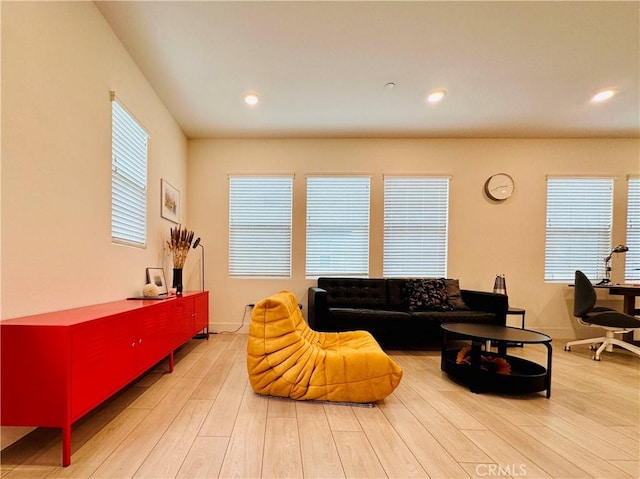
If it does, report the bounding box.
[166,225,194,268]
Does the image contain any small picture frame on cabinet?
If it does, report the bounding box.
[146,267,168,295]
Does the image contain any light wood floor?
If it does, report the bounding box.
[1,333,638,479]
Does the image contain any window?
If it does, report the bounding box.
[306,176,370,277]
[383,176,450,277]
[228,176,293,277]
[111,97,148,247]
[544,177,613,282]
[625,177,640,282]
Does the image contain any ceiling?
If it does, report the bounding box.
[95,1,640,139]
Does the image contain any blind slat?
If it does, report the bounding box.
[306,177,370,277]
[111,100,147,247]
[544,178,613,281]
[228,176,293,277]
[625,178,640,281]
[383,176,449,277]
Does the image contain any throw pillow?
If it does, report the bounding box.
[405,278,454,311]
[444,279,470,310]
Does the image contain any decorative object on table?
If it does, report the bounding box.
[161,179,180,223]
[493,274,507,295]
[142,282,160,297]
[484,173,514,201]
[598,244,629,285]
[192,237,205,292]
[167,225,195,295]
[145,267,168,295]
[455,345,511,375]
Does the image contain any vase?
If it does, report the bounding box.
[172,268,183,296]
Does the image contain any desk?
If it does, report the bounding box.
[595,284,640,317]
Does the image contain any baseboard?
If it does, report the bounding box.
[524,326,575,340]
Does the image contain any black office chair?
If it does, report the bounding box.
[565,270,640,360]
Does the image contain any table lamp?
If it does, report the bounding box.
[600,244,629,284]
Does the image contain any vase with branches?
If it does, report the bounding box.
[166,225,195,295]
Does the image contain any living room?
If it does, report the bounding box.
[2,1,639,475]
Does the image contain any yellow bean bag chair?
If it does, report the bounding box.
[247,290,402,403]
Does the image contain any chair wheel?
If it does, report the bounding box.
[593,356,601,361]
[564,346,571,351]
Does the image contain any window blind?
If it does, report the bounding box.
[306,176,370,277]
[544,177,613,282]
[383,176,450,277]
[625,177,640,282]
[111,100,148,247]
[228,176,293,277]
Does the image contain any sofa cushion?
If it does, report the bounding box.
[318,278,387,309]
[328,307,411,321]
[387,278,408,309]
[444,279,470,310]
[404,278,454,312]
[409,310,497,323]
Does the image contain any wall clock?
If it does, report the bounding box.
[484,173,514,201]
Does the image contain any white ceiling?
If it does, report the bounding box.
[96,1,640,139]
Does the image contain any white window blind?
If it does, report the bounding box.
[544,177,613,282]
[228,176,293,277]
[383,176,450,277]
[306,176,370,277]
[625,177,640,282]
[111,99,148,247]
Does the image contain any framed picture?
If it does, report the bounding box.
[161,179,179,223]
[146,267,168,295]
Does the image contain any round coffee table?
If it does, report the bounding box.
[440,323,552,398]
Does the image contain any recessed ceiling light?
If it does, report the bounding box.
[385,82,396,89]
[590,89,617,103]
[244,93,259,106]
[427,89,446,103]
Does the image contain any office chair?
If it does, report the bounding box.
[565,270,640,361]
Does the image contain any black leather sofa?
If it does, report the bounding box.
[308,277,508,348]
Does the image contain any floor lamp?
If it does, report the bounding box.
[192,237,207,339]
[193,237,205,291]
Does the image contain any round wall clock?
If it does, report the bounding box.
[484,173,515,201]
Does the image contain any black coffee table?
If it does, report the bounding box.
[441,323,552,398]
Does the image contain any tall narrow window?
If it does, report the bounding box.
[625,177,640,282]
[306,176,370,277]
[383,176,450,277]
[228,176,293,277]
[111,96,148,247]
[544,177,613,282]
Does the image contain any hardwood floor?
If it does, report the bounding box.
[1,333,638,478]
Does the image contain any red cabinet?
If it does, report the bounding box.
[195,292,209,333]
[1,291,208,466]
[172,296,195,347]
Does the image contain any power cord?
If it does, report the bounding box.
[212,304,252,334]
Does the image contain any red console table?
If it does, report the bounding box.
[1,291,208,466]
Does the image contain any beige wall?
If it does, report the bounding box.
[1,1,190,320]
[1,2,189,447]
[188,138,639,337]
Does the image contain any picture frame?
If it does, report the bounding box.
[146,267,168,295]
[161,179,179,223]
